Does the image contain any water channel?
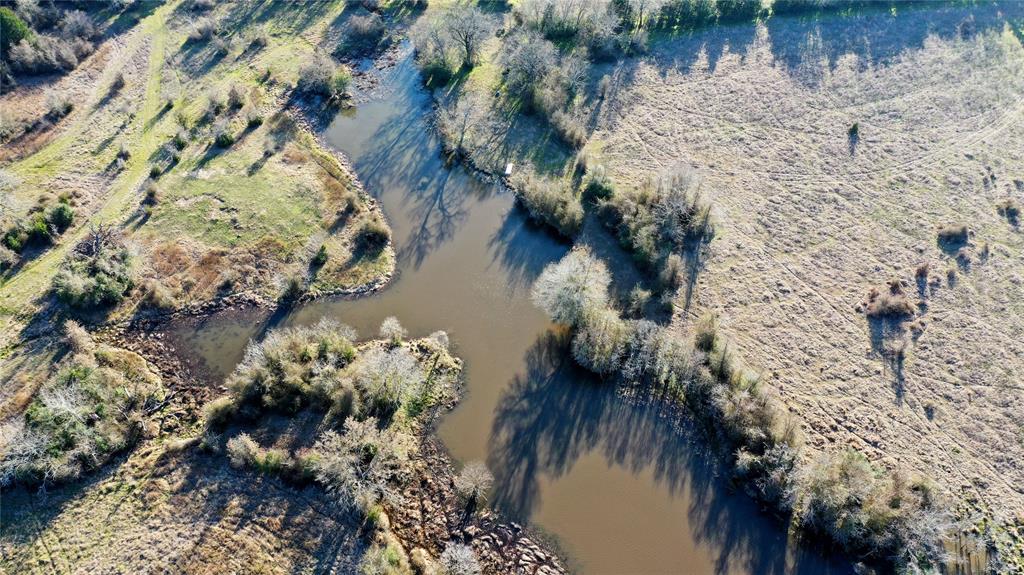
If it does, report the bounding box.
[168,50,852,574]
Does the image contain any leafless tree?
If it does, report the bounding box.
[444,5,494,66]
[357,347,425,412]
[379,316,406,346]
[454,461,493,506]
[572,308,628,375]
[437,93,483,155]
[531,246,610,326]
[439,542,481,575]
[312,418,415,509]
[502,30,558,97]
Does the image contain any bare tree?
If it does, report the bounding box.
[501,30,558,98]
[444,5,494,67]
[356,347,425,412]
[0,419,49,487]
[379,316,407,346]
[311,418,415,509]
[439,542,482,575]
[454,461,493,507]
[437,93,483,155]
[531,246,610,326]
[572,308,629,375]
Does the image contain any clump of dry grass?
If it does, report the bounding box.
[864,280,915,318]
[936,224,968,246]
[996,198,1020,225]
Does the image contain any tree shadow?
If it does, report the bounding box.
[329,58,495,269]
[486,203,571,297]
[867,315,908,405]
[764,2,1023,87]
[487,331,854,575]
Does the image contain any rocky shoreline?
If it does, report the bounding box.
[97,298,570,575]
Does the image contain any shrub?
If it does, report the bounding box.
[439,542,482,575]
[514,173,583,237]
[346,13,386,52]
[45,91,73,119]
[379,316,406,347]
[189,17,217,41]
[226,433,259,468]
[311,417,415,509]
[0,345,162,487]
[572,308,629,375]
[997,198,1020,224]
[627,285,651,316]
[454,461,493,506]
[531,246,610,326]
[246,110,264,129]
[53,226,134,309]
[357,218,390,250]
[63,319,93,353]
[227,83,246,109]
[600,166,711,270]
[297,53,351,100]
[47,202,74,233]
[693,313,718,352]
[584,164,615,200]
[312,244,328,266]
[0,8,30,57]
[356,347,425,416]
[735,442,798,512]
[172,129,188,150]
[214,129,235,148]
[550,108,587,148]
[61,10,95,40]
[659,252,684,291]
[203,396,237,428]
[864,280,915,318]
[141,278,177,309]
[143,183,160,205]
[800,450,952,570]
[0,244,17,270]
[936,224,968,246]
[279,274,305,303]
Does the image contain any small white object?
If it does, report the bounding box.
[504,162,514,176]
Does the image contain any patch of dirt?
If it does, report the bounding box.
[593,5,1024,532]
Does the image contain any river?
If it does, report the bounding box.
[168,49,852,574]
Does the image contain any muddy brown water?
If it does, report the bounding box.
[167,50,853,574]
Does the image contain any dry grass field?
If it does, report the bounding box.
[589,3,1024,548]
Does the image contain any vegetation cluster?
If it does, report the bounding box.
[0,1,138,82]
[205,319,458,508]
[53,225,135,309]
[0,320,164,487]
[204,318,485,574]
[531,247,953,572]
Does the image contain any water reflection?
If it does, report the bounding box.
[168,43,856,575]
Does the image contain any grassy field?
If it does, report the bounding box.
[588,3,1024,562]
[0,0,394,345]
[418,0,1024,566]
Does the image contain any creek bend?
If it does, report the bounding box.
[167,51,851,575]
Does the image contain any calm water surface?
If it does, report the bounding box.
[170,51,852,575]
